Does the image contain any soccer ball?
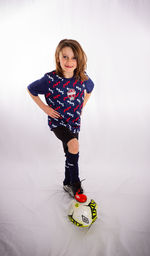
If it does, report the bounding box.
[68,198,98,227]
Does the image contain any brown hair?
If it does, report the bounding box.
[55,39,88,81]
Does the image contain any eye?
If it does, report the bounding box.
[63,55,67,59]
[73,57,76,60]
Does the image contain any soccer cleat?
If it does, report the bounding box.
[63,181,83,196]
[63,185,74,197]
[71,181,84,195]
[63,181,87,203]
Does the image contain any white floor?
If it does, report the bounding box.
[1,138,150,256]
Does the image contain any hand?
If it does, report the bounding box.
[43,105,61,119]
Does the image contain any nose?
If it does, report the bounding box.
[66,59,73,66]
[66,58,72,63]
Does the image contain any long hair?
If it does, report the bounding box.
[55,39,88,81]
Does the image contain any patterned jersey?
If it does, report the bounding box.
[27,70,94,133]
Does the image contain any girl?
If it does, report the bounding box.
[27,39,94,200]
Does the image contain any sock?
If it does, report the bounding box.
[63,158,70,185]
[66,151,80,184]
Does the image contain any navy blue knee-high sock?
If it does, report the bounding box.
[63,158,70,185]
[66,151,80,184]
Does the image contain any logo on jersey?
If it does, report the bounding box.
[67,89,76,101]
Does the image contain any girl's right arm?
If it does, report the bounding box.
[27,88,60,119]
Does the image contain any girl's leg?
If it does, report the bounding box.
[63,139,80,185]
[62,144,70,186]
[54,129,83,195]
[52,126,79,186]
[66,138,80,185]
[65,138,84,195]
[67,138,79,154]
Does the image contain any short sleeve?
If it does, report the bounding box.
[84,77,94,94]
[27,74,49,96]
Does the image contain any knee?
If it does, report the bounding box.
[67,138,79,154]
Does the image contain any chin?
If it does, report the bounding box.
[65,68,74,73]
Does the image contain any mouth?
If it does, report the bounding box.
[65,65,73,68]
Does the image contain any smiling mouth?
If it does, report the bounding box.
[65,65,73,68]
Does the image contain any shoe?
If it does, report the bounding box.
[63,184,74,197]
[71,181,84,195]
[63,181,84,196]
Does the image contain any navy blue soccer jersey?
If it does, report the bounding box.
[27,70,94,133]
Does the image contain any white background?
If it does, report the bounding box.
[0,0,150,255]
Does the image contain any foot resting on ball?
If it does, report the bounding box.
[63,181,87,203]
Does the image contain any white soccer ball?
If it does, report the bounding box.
[68,198,98,227]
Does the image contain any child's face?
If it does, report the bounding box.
[58,47,77,78]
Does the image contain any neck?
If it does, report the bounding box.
[63,71,74,79]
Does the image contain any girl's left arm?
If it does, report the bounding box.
[83,91,92,108]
